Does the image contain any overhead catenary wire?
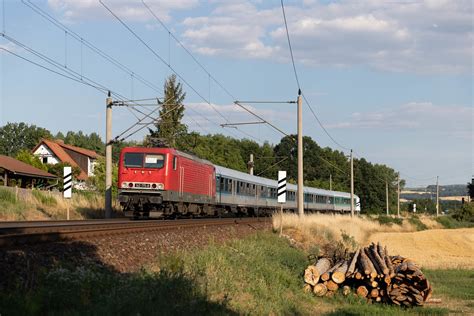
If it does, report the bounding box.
[22,0,162,95]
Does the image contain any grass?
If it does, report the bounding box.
[372,215,403,226]
[2,232,467,315]
[0,187,117,220]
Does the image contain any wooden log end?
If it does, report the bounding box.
[313,283,328,297]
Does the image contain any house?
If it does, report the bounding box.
[0,154,57,188]
[32,139,99,181]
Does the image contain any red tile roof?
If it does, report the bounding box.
[0,155,57,179]
[32,139,100,181]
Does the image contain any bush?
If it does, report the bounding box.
[451,203,474,222]
[408,215,428,231]
[436,216,473,229]
[374,215,403,226]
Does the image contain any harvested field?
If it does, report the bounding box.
[368,228,474,269]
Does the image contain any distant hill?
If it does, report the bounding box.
[402,184,468,201]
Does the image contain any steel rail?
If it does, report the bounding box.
[0,218,270,247]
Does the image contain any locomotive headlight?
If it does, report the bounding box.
[122,182,128,188]
[157,183,164,190]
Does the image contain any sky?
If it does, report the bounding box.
[0,0,472,187]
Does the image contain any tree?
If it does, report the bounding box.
[0,122,52,157]
[15,149,48,171]
[468,180,474,201]
[147,74,187,147]
[87,157,118,195]
[63,131,105,154]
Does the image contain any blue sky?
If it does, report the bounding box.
[0,0,472,187]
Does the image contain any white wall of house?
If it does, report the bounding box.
[88,158,97,176]
[33,145,59,164]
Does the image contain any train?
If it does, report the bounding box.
[117,147,361,219]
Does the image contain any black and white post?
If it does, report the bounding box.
[278,171,287,236]
[63,166,72,220]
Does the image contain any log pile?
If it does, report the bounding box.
[303,242,432,306]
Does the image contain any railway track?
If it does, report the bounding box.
[0,217,270,247]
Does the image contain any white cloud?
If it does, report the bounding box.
[181,0,472,74]
[327,102,473,139]
[47,0,198,23]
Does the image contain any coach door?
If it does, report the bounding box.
[179,166,184,200]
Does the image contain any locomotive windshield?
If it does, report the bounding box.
[144,154,165,168]
[124,153,165,169]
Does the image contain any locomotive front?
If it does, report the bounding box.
[118,147,170,218]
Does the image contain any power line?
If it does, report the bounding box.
[280,0,300,90]
[22,0,162,95]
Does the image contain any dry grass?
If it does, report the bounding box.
[0,190,120,221]
[273,213,415,251]
[369,228,474,269]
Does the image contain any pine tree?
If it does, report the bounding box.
[148,74,187,147]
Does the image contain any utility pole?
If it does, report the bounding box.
[397,175,400,218]
[297,89,304,218]
[248,154,254,175]
[329,174,332,191]
[105,92,113,219]
[386,180,389,216]
[350,149,354,217]
[436,176,439,217]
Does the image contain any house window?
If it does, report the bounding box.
[42,157,48,164]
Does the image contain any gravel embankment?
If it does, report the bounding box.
[0,221,270,291]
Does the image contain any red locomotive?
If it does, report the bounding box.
[118,147,216,218]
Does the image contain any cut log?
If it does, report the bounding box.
[332,261,348,284]
[346,248,360,277]
[356,285,369,297]
[359,248,377,277]
[384,246,395,277]
[326,280,339,292]
[304,265,320,286]
[370,288,379,298]
[313,283,328,297]
[316,258,332,282]
[368,244,389,275]
[303,284,313,293]
[342,285,351,296]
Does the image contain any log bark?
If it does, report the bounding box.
[346,248,360,277]
[368,244,389,275]
[362,248,378,278]
[315,258,332,281]
[332,261,348,284]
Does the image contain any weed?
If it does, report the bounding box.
[31,189,57,206]
[0,187,16,203]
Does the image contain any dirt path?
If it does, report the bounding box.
[368,228,474,269]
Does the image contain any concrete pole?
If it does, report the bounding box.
[397,175,400,218]
[436,176,439,217]
[329,174,332,191]
[297,90,304,218]
[350,149,354,217]
[386,180,389,215]
[105,92,113,218]
[249,153,254,175]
